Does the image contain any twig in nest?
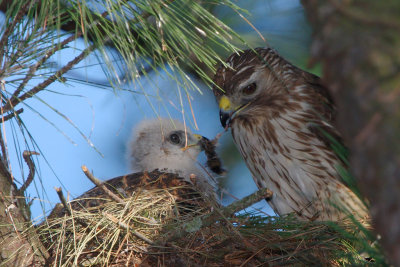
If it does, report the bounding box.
[54,187,71,216]
[203,187,273,226]
[54,187,91,230]
[81,165,124,204]
[168,188,273,241]
[0,108,23,123]
[199,134,226,175]
[18,150,40,194]
[103,212,155,246]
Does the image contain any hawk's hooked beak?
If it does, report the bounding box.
[219,95,235,128]
[220,110,231,129]
[219,96,251,128]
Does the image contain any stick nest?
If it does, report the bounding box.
[35,170,371,266]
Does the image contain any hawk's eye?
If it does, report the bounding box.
[242,83,257,95]
[169,133,181,144]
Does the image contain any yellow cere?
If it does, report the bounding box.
[219,95,232,111]
[193,134,202,140]
[181,134,202,151]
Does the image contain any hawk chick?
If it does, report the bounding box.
[128,118,216,196]
[47,118,217,220]
[213,47,368,222]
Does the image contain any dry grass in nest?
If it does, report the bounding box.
[33,171,377,266]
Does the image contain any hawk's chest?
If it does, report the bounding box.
[231,114,301,163]
[230,113,333,193]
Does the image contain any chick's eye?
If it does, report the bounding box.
[169,133,181,144]
[242,83,257,95]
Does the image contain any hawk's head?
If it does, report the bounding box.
[213,47,300,128]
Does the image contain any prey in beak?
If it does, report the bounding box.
[182,133,226,176]
[198,136,226,176]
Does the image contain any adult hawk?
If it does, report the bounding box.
[213,48,368,222]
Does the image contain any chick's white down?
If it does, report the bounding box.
[128,118,216,197]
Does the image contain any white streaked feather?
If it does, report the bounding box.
[233,110,368,221]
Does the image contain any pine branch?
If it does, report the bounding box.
[1,0,176,113]
[0,108,23,123]
[0,0,39,68]
[2,6,114,112]
[2,43,96,113]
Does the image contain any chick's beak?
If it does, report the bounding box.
[182,134,204,151]
[193,134,203,141]
[219,95,233,128]
[193,134,210,151]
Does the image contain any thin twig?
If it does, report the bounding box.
[54,187,91,229]
[103,212,155,246]
[0,108,23,123]
[81,165,124,204]
[54,187,71,216]
[2,0,175,113]
[0,81,13,180]
[1,0,179,115]
[3,43,96,113]
[167,188,273,242]
[0,0,39,68]
[18,150,40,194]
[0,125,9,177]
[7,9,112,108]
[202,188,273,226]
[9,34,81,102]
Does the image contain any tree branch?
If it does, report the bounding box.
[2,43,96,113]
[103,212,155,246]
[18,150,39,194]
[0,108,23,123]
[2,6,113,113]
[0,0,39,68]
[81,165,124,204]
[54,187,71,216]
[166,188,273,242]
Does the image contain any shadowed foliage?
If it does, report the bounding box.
[301,1,400,265]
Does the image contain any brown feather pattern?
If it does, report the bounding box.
[214,48,369,223]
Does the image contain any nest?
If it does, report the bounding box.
[35,170,373,266]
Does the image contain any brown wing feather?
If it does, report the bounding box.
[302,73,354,190]
[302,71,336,121]
[302,72,346,156]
